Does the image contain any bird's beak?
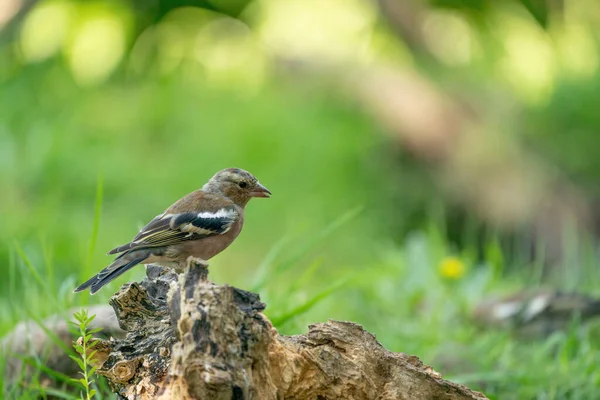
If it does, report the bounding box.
[250,183,271,198]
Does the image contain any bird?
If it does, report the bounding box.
[74,168,271,295]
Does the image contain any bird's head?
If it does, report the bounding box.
[204,168,271,206]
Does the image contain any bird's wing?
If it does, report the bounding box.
[108,206,239,255]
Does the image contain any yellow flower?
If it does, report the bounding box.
[438,256,466,280]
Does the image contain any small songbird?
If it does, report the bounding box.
[74,168,271,294]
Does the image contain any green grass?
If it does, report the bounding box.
[2,65,600,399]
[4,219,600,399]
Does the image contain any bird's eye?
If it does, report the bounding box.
[238,181,248,188]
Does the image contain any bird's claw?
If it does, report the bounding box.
[186,256,209,269]
[185,256,210,282]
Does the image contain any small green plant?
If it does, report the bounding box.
[70,310,102,400]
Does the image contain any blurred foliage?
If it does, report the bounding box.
[2,0,600,398]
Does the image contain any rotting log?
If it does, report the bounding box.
[90,264,488,400]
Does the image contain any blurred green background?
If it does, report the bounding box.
[3,0,600,398]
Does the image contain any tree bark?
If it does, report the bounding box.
[91,264,487,400]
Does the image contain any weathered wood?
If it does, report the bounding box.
[90,264,487,400]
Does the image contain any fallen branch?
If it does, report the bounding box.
[89,264,487,400]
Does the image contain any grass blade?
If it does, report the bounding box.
[83,175,104,284]
[270,274,353,327]
[250,235,290,292]
[0,349,5,397]
[40,236,57,300]
[271,206,362,278]
[286,258,324,295]
[7,247,17,324]
[28,386,79,400]
[26,312,77,358]
[14,242,45,290]
[14,354,79,388]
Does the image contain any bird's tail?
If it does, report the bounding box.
[74,250,150,295]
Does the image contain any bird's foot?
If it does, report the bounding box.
[145,264,171,278]
[185,256,210,281]
[186,256,209,269]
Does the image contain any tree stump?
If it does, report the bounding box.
[91,264,488,400]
